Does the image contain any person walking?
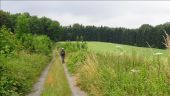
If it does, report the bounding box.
[60,48,65,64]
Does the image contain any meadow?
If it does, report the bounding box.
[62,41,170,96]
[87,41,169,57]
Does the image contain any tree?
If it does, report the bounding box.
[48,21,61,41]
[15,13,31,39]
[138,24,153,47]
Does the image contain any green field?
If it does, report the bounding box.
[64,41,170,96]
[60,41,168,56]
[87,41,169,57]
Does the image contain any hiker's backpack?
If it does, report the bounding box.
[61,50,65,56]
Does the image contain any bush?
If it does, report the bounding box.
[59,41,87,52]
[32,35,52,55]
[0,26,19,55]
[18,33,52,55]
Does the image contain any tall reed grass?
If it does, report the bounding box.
[67,48,170,96]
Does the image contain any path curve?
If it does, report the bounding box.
[63,64,87,96]
[27,52,56,96]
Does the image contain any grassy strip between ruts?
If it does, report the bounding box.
[41,53,72,96]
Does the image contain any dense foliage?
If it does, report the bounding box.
[0,26,19,55]
[0,10,61,41]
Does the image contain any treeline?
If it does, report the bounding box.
[61,23,170,49]
[1,10,170,49]
[0,10,55,55]
[0,10,61,41]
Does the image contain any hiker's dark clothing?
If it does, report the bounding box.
[60,50,65,64]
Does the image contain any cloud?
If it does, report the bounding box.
[1,1,170,28]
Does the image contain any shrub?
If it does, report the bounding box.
[59,41,87,52]
[0,26,19,55]
[17,33,52,55]
[32,35,52,55]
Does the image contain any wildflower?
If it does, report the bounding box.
[131,69,140,73]
[153,52,163,56]
[120,52,124,55]
[116,45,121,48]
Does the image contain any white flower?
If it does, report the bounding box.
[116,45,121,48]
[131,69,140,73]
[119,52,124,55]
[153,52,163,56]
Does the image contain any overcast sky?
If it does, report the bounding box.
[1,1,170,28]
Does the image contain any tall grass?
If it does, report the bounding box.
[77,53,170,95]
[65,42,170,96]
[0,51,51,96]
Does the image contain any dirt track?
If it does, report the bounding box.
[63,64,87,96]
[27,53,55,96]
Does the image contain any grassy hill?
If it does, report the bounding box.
[87,41,169,57]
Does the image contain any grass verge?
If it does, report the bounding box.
[0,51,51,96]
